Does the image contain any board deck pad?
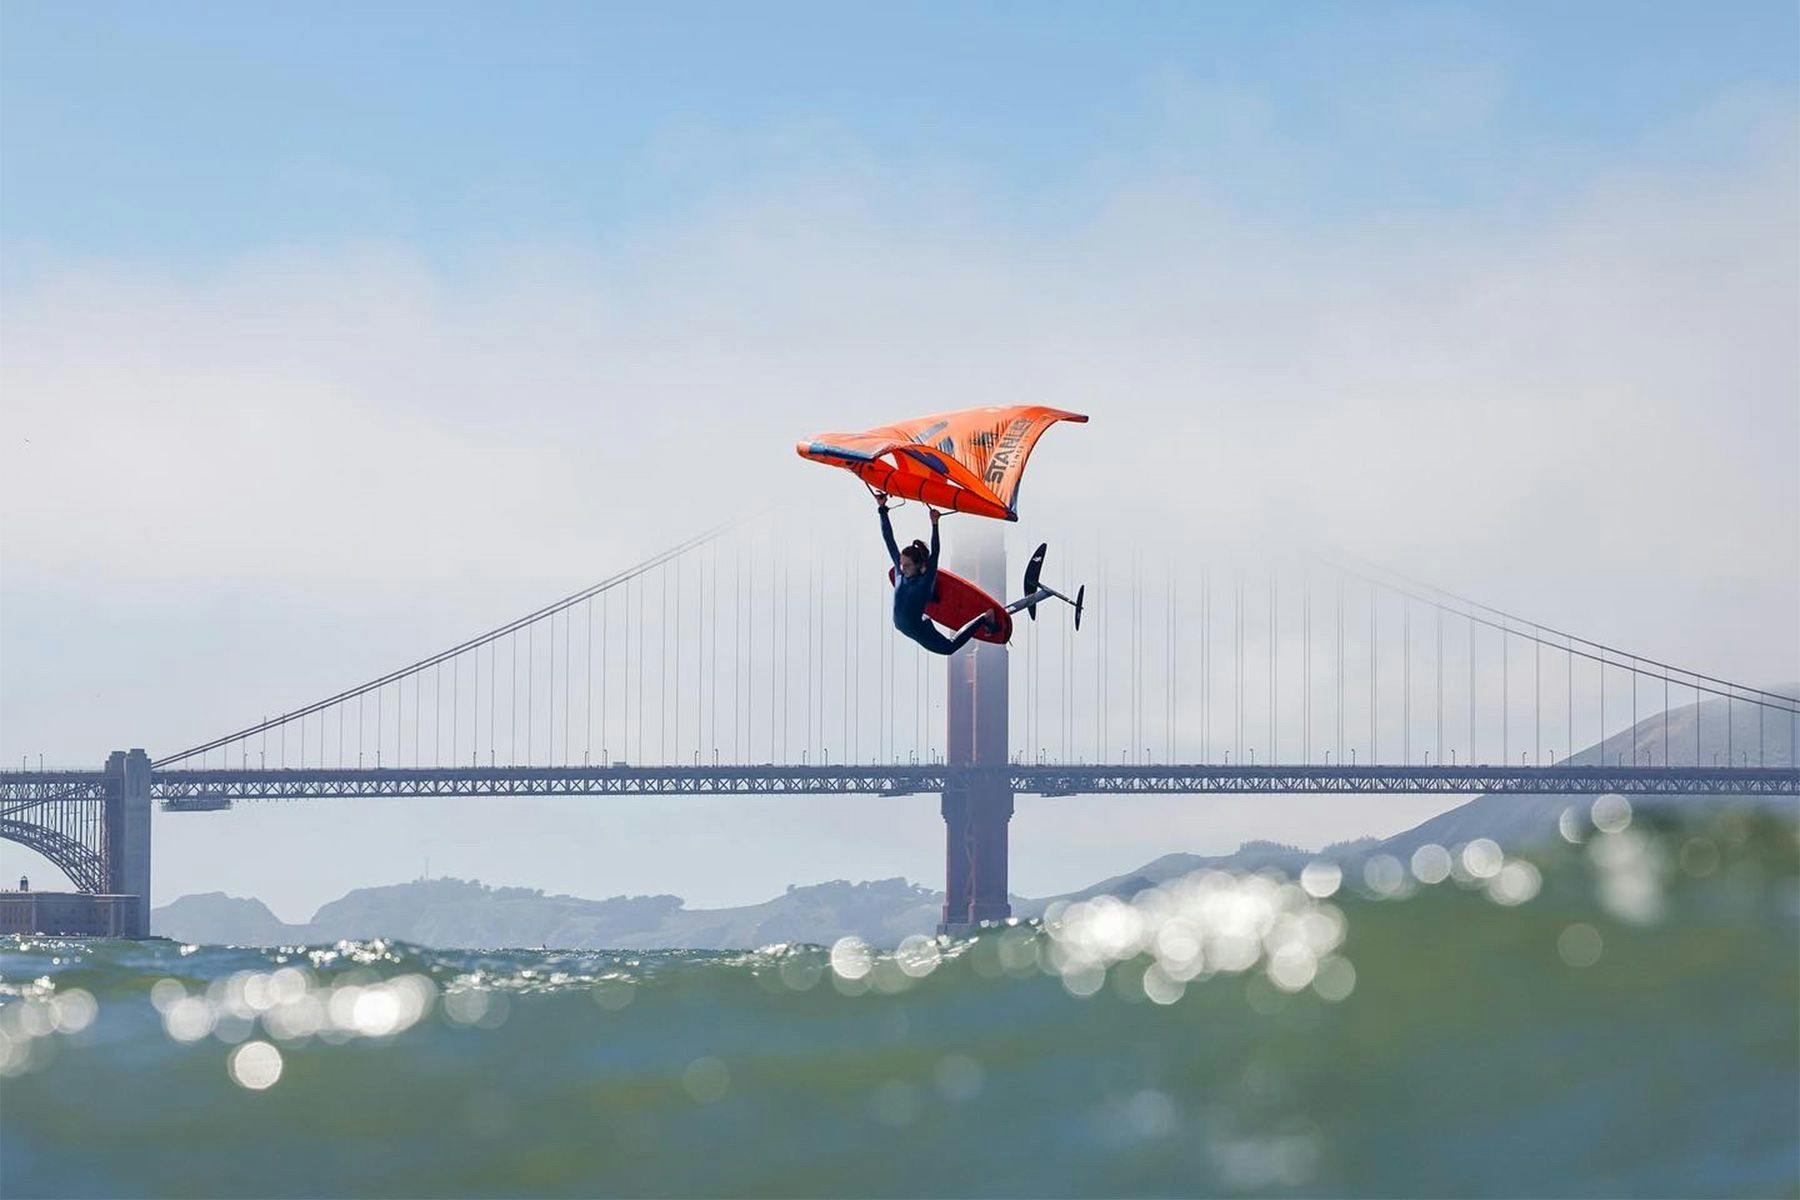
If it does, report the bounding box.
[888,567,1013,644]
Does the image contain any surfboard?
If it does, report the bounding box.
[887,567,1013,644]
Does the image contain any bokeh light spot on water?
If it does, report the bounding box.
[869,1079,923,1128]
[996,926,1038,976]
[894,934,941,979]
[830,971,871,998]
[49,989,96,1035]
[1410,844,1452,885]
[869,959,915,995]
[1460,839,1505,881]
[1486,860,1543,907]
[1060,964,1106,998]
[443,988,489,1026]
[1589,829,1668,925]
[1592,793,1633,834]
[1311,955,1356,1002]
[1557,923,1604,968]
[211,1011,255,1045]
[163,996,216,1043]
[1152,920,1203,979]
[0,1029,27,1077]
[1097,1088,1179,1145]
[933,1054,984,1102]
[1141,962,1186,1005]
[1362,855,1407,896]
[777,955,824,992]
[681,1056,729,1104]
[351,986,403,1037]
[1559,807,1586,844]
[444,986,509,1029]
[149,978,187,1014]
[1266,943,1319,993]
[830,937,873,982]
[1299,860,1341,898]
[1211,1127,1320,1190]
[227,1040,283,1091]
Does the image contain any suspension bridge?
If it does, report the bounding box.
[4,518,1796,936]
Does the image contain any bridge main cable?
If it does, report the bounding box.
[153,519,743,768]
[1330,557,1800,714]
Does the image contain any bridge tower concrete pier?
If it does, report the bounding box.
[103,749,152,937]
[940,523,1012,936]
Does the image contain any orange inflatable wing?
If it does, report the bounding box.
[796,405,1087,521]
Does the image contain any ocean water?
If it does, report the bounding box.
[3,802,1795,1199]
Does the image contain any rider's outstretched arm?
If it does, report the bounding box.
[878,503,901,569]
[924,510,942,584]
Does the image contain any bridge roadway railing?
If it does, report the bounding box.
[3,764,1795,810]
[112,762,1800,805]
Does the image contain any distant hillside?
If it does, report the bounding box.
[153,691,1795,949]
[1376,690,1796,861]
[152,892,297,945]
[153,876,945,950]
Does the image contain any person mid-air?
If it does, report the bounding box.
[797,404,1090,655]
[878,497,999,656]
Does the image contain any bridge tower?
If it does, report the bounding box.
[940,523,1012,935]
[102,748,152,937]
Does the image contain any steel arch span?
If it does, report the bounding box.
[0,816,107,894]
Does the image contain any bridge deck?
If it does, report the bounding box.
[0,763,1778,807]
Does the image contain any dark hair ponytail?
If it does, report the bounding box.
[902,538,931,565]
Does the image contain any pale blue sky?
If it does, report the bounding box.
[3,4,1795,916]
[5,2,1795,268]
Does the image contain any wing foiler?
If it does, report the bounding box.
[795,404,1088,521]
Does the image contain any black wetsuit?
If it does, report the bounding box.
[880,508,990,656]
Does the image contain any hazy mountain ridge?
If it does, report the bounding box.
[153,876,946,950]
[152,695,1795,948]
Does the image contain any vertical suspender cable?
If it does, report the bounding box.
[1501,619,1508,766]
[1269,575,1276,763]
[585,598,593,763]
[1402,600,1410,764]
[547,612,555,764]
[842,553,849,761]
[528,618,536,766]
[1566,634,1573,765]
[1631,657,1638,765]
[1236,574,1244,762]
[1099,549,1107,760]
[1597,644,1605,766]
[636,573,645,765]
[564,607,571,764]
[1302,571,1310,762]
[1202,569,1211,762]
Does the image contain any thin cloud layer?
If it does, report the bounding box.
[2,107,1794,908]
